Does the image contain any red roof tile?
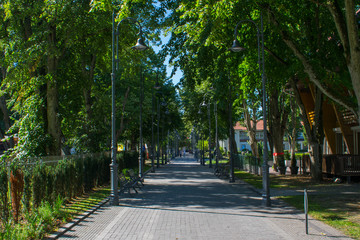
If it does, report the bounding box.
[234,120,264,130]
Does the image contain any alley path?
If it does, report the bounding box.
[57,155,350,240]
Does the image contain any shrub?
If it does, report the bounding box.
[122,151,139,169]
[74,158,84,195]
[66,160,77,199]
[23,169,32,213]
[84,157,95,191]
[10,167,24,223]
[0,166,9,224]
[32,164,47,208]
[53,161,66,200]
[284,150,291,160]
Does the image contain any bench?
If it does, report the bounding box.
[118,172,139,196]
[126,169,144,188]
[214,163,230,179]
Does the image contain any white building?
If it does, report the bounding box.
[219,120,306,153]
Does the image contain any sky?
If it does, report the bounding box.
[152,32,182,86]
[151,1,182,86]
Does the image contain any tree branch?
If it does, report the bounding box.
[264,46,289,66]
[326,0,350,61]
[266,5,357,116]
[345,0,360,63]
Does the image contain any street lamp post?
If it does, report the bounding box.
[214,100,219,169]
[156,91,161,168]
[230,12,270,207]
[200,91,213,168]
[198,105,204,166]
[111,12,148,206]
[145,69,160,172]
[207,99,212,168]
[151,83,155,172]
[139,67,144,180]
[228,83,235,183]
[167,132,170,162]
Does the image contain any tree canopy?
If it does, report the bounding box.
[0,0,359,174]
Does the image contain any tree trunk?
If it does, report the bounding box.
[243,99,259,158]
[290,77,323,181]
[230,126,238,156]
[289,97,298,171]
[46,24,61,156]
[116,87,131,140]
[82,54,96,123]
[0,60,13,149]
[327,1,360,122]
[268,90,289,174]
[309,87,324,181]
[46,80,61,156]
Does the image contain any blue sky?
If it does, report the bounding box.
[152,32,182,86]
[151,1,182,86]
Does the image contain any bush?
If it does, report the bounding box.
[32,164,47,208]
[0,166,9,224]
[284,150,291,160]
[84,157,96,191]
[74,158,84,195]
[23,169,32,213]
[10,167,24,223]
[118,151,139,169]
[53,161,66,200]
[1,152,110,236]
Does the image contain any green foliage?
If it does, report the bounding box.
[0,166,9,224]
[1,153,110,237]
[22,169,32,213]
[284,150,291,161]
[74,159,84,195]
[196,140,208,152]
[0,196,68,240]
[84,157,96,191]
[118,151,139,170]
[32,164,47,208]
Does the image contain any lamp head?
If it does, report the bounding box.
[154,81,161,90]
[201,101,207,107]
[229,39,245,52]
[132,37,148,51]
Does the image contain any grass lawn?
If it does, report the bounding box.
[279,194,360,239]
[234,170,360,239]
[63,186,110,217]
[204,159,229,165]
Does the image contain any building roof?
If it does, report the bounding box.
[234,120,264,131]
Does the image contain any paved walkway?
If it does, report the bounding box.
[58,155,351,240]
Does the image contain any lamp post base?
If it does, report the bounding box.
[262,164,271,207]
[110,162,119,206]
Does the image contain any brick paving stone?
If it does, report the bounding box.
[58,155,351,240]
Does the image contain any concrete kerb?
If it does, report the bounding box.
[46,197,110,239]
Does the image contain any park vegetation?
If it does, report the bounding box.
[0,0,359,238]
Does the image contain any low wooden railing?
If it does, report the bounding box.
[322,154,360,176]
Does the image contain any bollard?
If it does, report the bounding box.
[304,189,308,234]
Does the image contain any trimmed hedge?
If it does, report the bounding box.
[0,166,9,224]
[0,153,111,228]
[0,150,143,229]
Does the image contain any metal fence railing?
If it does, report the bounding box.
[233,154,261,175]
